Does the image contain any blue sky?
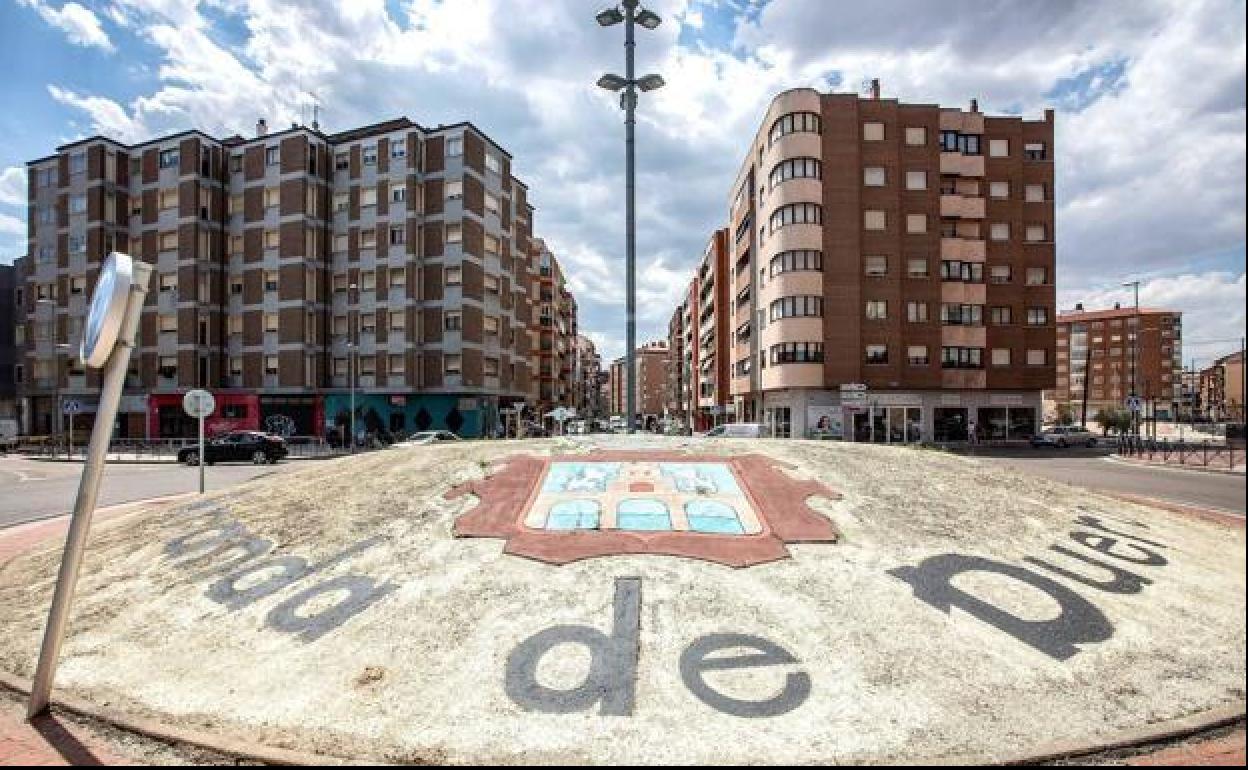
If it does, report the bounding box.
[1,0,1244,366]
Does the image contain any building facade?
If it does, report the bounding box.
[573,334,605,419]
[1199,349,1244,422]
[713,83,1055,441]
[1054,303,1183,420]
[0,260,20,423]
[19,117,574,440]
[609,341,668,426]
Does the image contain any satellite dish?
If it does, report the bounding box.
[80,252,134,369]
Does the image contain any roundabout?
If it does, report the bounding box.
[0,436,1243,764]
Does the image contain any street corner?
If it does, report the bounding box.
[0,437,1243,764]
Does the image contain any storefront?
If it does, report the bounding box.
[259,395,322,437]
[322,393,492,442]
[148,391,260,439]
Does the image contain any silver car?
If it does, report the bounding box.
[1030,426,1098,448]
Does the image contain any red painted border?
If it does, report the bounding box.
[448,452,841,568]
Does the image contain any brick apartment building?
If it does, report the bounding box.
[574,334,606,419]
[693,82,1055,441]
[609,340,668,426]
[17,116,577,440]
[1199,349,1244,422]
[531,237,579,419]
[1053,303,1183,421]
[665,230,730,432]
[0,261,19,422]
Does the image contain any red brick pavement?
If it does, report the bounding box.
[0,697,130,766]
[1126,727,1246,766]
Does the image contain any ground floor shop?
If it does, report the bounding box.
[748,388,1044,443]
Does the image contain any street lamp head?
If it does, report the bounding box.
[637,73,665,92]
[597,73,628,91]
[636,9,662,29]
[596,7,623,26]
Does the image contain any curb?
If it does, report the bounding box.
[1105,453,1245,477]
[1103,492,1245,528]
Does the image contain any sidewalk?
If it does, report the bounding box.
[0,694,131,766]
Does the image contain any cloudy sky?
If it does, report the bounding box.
[1,0,1245,367]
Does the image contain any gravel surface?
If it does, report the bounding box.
[0,437,1242,764]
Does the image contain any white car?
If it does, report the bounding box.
[1030,426,1098,448]
[396,430,462,447]
[698,423,765,439]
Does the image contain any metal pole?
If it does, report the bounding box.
[1130,282,1140,435]
[28,261,152,718]
[624,2,637,434]
[197,411,205,494]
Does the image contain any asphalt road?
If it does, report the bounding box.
[0,455,302,529]
[967,447,1246,515]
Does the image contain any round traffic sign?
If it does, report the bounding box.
[183,389,216,419]
[62,399,83,415]
[1124,395,1144,413]
[81,252,135,369]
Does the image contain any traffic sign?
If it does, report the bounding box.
[1124,395,1144,413]
[183,389,216,418]
[62,399,83,415]
[840,383,869,392]
[81,252,134,369]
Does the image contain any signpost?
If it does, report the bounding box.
[1124,395,1144,414]
[62,399,82,459]
[183,389,216,494]
[28,252,152,718]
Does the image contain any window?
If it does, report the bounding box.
[392,184,407,204]
[445,266,462,285]
[990,222,1010,241]
[1024,142,1047,161]
[907,346,929,365]
[864,210,886,231]
[445,180,463,200]
[988,139,1010,157]
[865,345,888,364]
[264,230,278,249]
[770,342,823,364]
[769,249,822,276]
[770,157,821,188]
[485,192,500,217]
[1025,224,1047,242]
[1027,349,1048,366]
[907,258,928,278]
[391,141,407,160]
[484,315,499,335]
[446,223,462,243]
[941,303,983,326]
[907,301,928,323]
[360,269,376,291]
[70,194,87,214]
[159,149,179,169]
[360,229,376,249]
[446,136,463,157]
[390,226,406,245]
[991,306,1013,325]
[863,122,885,141]
[265,146,279,166]
[484,274,499,295]
[769,202,822,232]
[68,234,85,253]
[941,131,981,155]
[361,187,377,208]
[485,152,502,174]
[360,311,377,333]
[989,181,1010,199]
[264,313,279,332]
[445,310,462,330]
[389,310,406,332]
[906,214,927,234]
[333,191,349,212]
[264,187,280,209]
[1026,267,1048,285]
[769,295,823,320]
[1025,184,1046,202]
[866,300,888,320]
[159,189,178,211]
[768,112,822,145]
[445,354,462,375]
[992,348,1012,367]
[159,356,178,378]
[230,278,243,296]
[905,171,927,190]
[863,167,886,187]
[265,355,279,375]
[159,273,177,293]
[38,207,55,225]
[1027,307,1049,326]
[363,145,377,165]
[905,126,926,146]
[335,152,349,170]
[484,357,499,377]
[990,265,1011,284]
[864,256,888,276]
[160,231,178,251]
[332,233,348,253]
[941,260,983,283]
[942,346,983,369]
[228,315,243,336]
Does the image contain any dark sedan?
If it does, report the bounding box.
[178,431,288,466]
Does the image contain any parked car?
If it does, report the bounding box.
[699,423,765,439]
[395,430,462,447]
[1030,425,1099,448]
[178,431,288,466]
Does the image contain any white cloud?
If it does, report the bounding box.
[0,168,26,207]
[36,0,1246,358]
[18,0,115,51]
[0,213,27,237]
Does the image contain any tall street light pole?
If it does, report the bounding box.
[1122,280,1140,435]
[349,282,358,454]
[596,0,664,434]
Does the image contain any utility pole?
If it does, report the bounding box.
[1122,280,1141,435]
[1080,331,1093,428]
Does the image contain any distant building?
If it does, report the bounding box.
[0,260,21,424]
[1199,349,1244,422]
[609,341,668,426]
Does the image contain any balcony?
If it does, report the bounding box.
[940,152,984,177]
[941,237,986,262]
[940,194,985,219]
